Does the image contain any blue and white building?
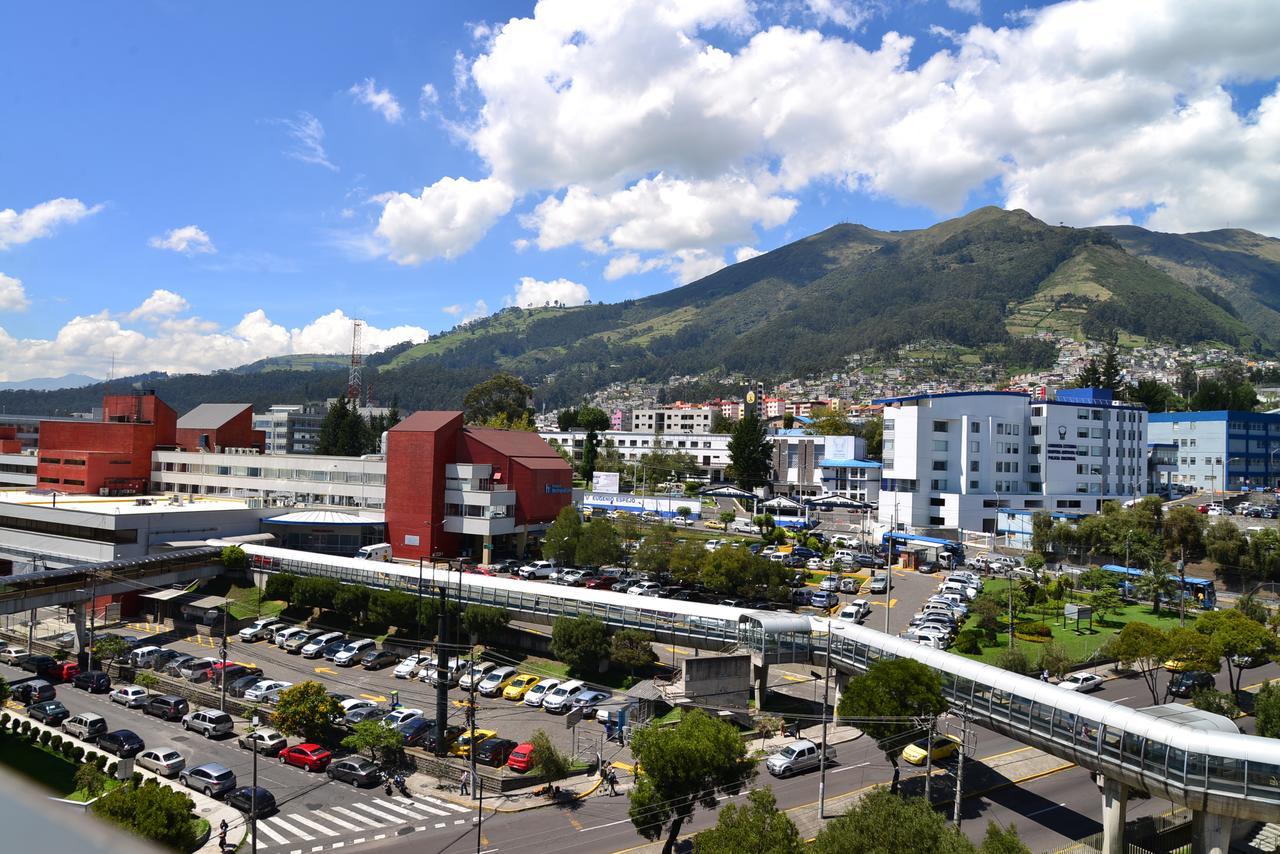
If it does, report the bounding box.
[1148,410,1280,492]
[878,389,1148,535]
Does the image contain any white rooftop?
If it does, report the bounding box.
[0,490,254,515]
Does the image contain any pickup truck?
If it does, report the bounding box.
[765,738,836,777]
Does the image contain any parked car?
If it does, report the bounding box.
[383,708,424,728]
[244,680,292,702]
[21,654,57,676]
[810,590,839,610]
[72,670,111,693]
[837,600,871,623]
[333,639,376,666]
[326,757,382,787]
[211,664,263,687]
[477,666,518,696]
[394,654,428,679]
[475,738,519,767]
[902,734,962,766]
[542,679,585,713]
[13,679,56,705]
[1059,672,1104,693]
[502,674,541,701]
[226,786,276,817]
[419,724,464,754]
[61,712,108,742]
[181,762,237,797]
[279,743,332,772]
[507,742,536,773]
[182,709,235,738]
[450,728,497,758]
[238,727,288,755]
[0,647,30,665]
[109,685,148,708]
[28,700,71,726]
[273,627,312,649]
[179,658,217,682]
[283,629,325,654]
[517,560,558,579]
[345,706,391,727]
[228,675,266,698]
[361,649,400,670]
[98,729,146,758]
[765,739,835,777]
[239,618,286,643]
[523,678,560,708]
[867,571,890,593]
[149,649,186,672]
[144,695,190,722]
[628,581,663,596]
[1168,670,1216,698]
[136,747,186,777]
[47,661,81,682]
[572,689,611,712]
[301,632,345,659]
[458,661,496,690]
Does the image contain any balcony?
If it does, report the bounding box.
[443,513,516,536]
[444,487,515,507]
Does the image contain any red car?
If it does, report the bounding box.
[49,661,81,682]
[507,741,535,773]
[279,743,332,772]
[583,577,617,591]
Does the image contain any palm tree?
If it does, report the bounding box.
[1138,560,1176,616]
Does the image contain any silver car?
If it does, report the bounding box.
[179,762,237,797]
[237,727,287,755]
[136,747,186,778]
[182,709,234,738]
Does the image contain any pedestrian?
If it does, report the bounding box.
[1040,669,1050,682]
[218,819,228,851]
[606,767,619,797]
[460,769,470,796]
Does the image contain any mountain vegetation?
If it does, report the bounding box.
[3,208,1274,418]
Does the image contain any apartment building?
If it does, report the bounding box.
[630,406,717,434]
[253,404,326,454]
[1149,410,1280,492]
[878,389,1148,533]
[540,429,731,482]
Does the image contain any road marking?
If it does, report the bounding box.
[373,835,385,841]
[417,794,472,814]
[352,840,364,846]
[1025,802,1067,818]
[568,817,584,831]
[331,844,344,849]
[392,796,449,817]
[350,802,403,823]
[253,821,291,845]
[358,693,388,702]
[314,667,336,675]
[331,807,381,828]
[779,672,811,683]
[662,646,692,655]
[831,761,871,774]
[265,816,313,841]
[370,798,424,819]
[309,810,360,831]
[435,822,446,829]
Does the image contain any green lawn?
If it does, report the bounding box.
[958,580,1197,667]
[199,576,286,620]
[68,778,123,802]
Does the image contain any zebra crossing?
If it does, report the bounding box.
[251,794,475,851]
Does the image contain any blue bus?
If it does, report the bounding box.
[882,533,966,563]
[1100,564,1216,609]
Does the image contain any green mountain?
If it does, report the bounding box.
[2,208,1270,417]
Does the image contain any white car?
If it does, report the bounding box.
[273,626,312,649]
[340,698,376,715]
[458,661,496,690]
[382,708,423,728]
[837,600,871,623]
[245,680,292,702]
[628,581,662,596]
[333,639,376,666]
[524,678,560,707]
[301,631,345,659]
[0,647,29,665]
[136,747,186,777]
[239,618,284,643]
[394,655,426,679]
[1059,672,1104,693]
[731,520,756,534]
[110,685,149,708]
[669,515,693,527]
[517,560,558,579]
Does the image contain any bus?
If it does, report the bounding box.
[881,533,966,564]
[1100,564,1216,609]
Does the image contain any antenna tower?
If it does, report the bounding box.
[348,318,365,404]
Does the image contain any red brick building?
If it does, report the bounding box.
[36,391,177,495]
[174,403,265,452]
[385,411,572,562]
[0,427,21,454]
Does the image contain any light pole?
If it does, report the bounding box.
[219,604,229,712]
[1223,456,1242,503]
[817,625,833,818]
[1271,448,1280,490]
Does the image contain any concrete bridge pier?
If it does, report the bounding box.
[71,601,88,658]
[753,660,770,709]
[1101,776,1128,854]
[1191,810,1234,854]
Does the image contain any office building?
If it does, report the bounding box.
[878,389,1148,534]
[1148,410,1280,492]
[253,404,326,454]
[630,406,717,434]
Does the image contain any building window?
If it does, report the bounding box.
[930,479,949,491]
[933,420,948,433]
[971,422,981,433]
[969,479,980,489]
[1077,428,1089,438]
[932,440,948,452]
[970,460,980,472]
[929,497,945,507]
[929,516,946,526]
[932,460,948,471]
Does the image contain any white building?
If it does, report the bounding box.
[151,449,386,509]
[1149,410,1280,492]
[252,404,326,455]
[770,432,880,503]
[878,390,1148,534]
[629,407,717,435]
[541,429,731,482]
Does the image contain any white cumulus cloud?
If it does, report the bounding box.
[0,197,102,250]
[508,277,590,307]
[148,225,216,255]
[374,176,515,264]
[350,78,404,123]
[128,289,190,321]
[0,273,30,311]
[442,299,491,323]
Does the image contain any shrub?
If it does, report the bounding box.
[1192,689,1240,718]
[40,729,52,746]
[51,734,63,750]
[11,718,21,734]
[62,740,76,759]
[95,754,108,772]
[995,647,1033,675]
[953,628,984,654]
[20,720,31,736]
[106,761,118,778]
[1020,622,1053,638]
[131,771,144,787]
[73,746,85,762]
[85,750,98,765]
[0,711,8,727]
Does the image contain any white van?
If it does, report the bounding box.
[129,646,162,668]
[542,679,585,713]
[355,543,392,562]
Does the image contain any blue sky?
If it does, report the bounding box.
[1,0,1278,382]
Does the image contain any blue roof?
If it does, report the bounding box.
[1150,410,1280,424]
[998,508,1086,519]
[875,391,1029,406]
[819,458,883,468]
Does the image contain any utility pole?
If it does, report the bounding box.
[818,625,832,818]
[251,713,260,854]
[952,714,968,829]
[1008,578,1015,649]
[924,717,934,805]
[475,778,484,853]
[219,604,229,712]
[87,570,98,671]
[433,578,450,758]
[1178,548,1186,628]
[468,645,479,802]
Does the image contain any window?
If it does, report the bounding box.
[929,497,945,507]
[930,479,949,490]
[969,479,980,489]
[1078,410,1089,420]
[970,440,980,453]
[1092,410,1103,420]
[1029,425,1041,435]
[971,422,981,433]
[933,420,949,433]
[1077,427,1090,439]
[932,440,949,452]
[1030,444,1041,454]
[932,460,948,471]
[970,460,980,472]
[929,516,945,526]
[1092,428,1103,439]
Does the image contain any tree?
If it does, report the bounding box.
[978,822,1033,854]
[264,572,299,604]
[1075,358,1103,389]
[1137,561,1175,615]
[1128,378,1176,413]
[551,615,610,677]
[557,408,580,431]
[676,505,692,520]
[463,373,532,425]
[858,415,884,460]
[577,406,611,481]
[133,671,159,693]
[367,589,417,632]
[75,762,109,799]
[543,505,582,564]
[611,629,658,674]
[1106,623,1170,704]
[726,414,772,490]
[294,576,339,611]
[1100,340,1123,390]
[1030,511,1054,558]
[273,681,341,744]
[711,412,734,433]
[92,635,130,668]
[693,788,802,854]
[461,605,510,643]
[576,519,623,566]
[1164,626,1221,680]
[836,659,947,794]
[528,729,569,782]
[1256,681,1280,739]
[628,710,755,854]
[0,676,8,706]
[812,789,975,854]
[1195,609,1275,695]
[804,406,856,436]
[1163,505,1206,559]
[1088,588,1124,622]
[633,529,675,575]
[1191,689,1240,717]
[718,509,736,526]
[753,513,776,533]
[220,544,248,570]
[994,647,1032,675]
[332,585,371,624]
[669,540,706,586]
[342,719,404,768]
[1037,641,1072,680]
[1205,520,1247,576]
[92,780,201,852]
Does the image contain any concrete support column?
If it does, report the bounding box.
[1100,776,1128,854]
[753,661,769,709]
[71,601,88,657]
[1191,810,1234,854]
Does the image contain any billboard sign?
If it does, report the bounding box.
[592,471,621,494]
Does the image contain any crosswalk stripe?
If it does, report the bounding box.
[351,802,405,823]
[288,815,339,837]
[310,809,361,831]
[264,817,313,842]
[371,798,424,818]
[391,796,449,817]
[416,794,472,814]
[332,807,382,828]
[252,821,290,845]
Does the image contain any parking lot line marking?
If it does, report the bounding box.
[568,818,584,831]
[352,840,364,846]
[359,693,388,702]
[371,798,423,818]
[779,672,809,683]
[373,835,385,841]
[254,821,291,845]
[312,847,323,853]
[331,844,344,849]
[265,816,313,841]
[392,796,449,817]
[454,819,467,826]
[308,810,359,832]
[331,807,382,828]
[314,667,336,675]
[435,822,446,829]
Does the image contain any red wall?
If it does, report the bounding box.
[458,435,571,525]
[176,407,265,451]
[385,413,463,561]
[37,421,159,494]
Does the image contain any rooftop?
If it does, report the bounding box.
[176,403,253,430]
[0,490,254,515]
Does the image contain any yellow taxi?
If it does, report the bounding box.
[503,674,541,701]
[1163,658,1192,672]
[901,734,962,766]
[450,728,497,758]
[704,519,726,531]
